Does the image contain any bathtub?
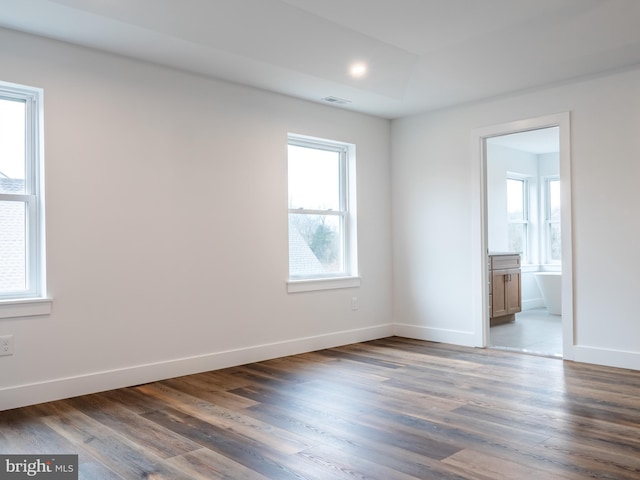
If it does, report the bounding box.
[534,272,562,315]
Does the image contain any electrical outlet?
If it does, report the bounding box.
[351,297,358,311]
[0,335,14,356]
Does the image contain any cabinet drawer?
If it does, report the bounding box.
[490,254,520,270]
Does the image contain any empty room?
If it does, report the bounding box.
[1,1,640,479]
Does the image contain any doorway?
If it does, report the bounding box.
[470,113,574,360]
[486,127,562,356]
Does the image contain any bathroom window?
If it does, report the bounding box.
[506,177,528,262]
[546,177,561,263]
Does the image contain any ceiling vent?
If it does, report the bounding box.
[321,96,352,105]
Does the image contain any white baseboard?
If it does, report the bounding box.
[0,324,393,411]
[393,323,478,347]
[571,345,640,371]
[5,324,638,411]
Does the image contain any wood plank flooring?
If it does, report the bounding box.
[2,337,640,479]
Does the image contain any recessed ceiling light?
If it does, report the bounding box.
[349,62,368,78]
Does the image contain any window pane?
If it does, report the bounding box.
[0,97,26,194]
[0,201,27,292]
[288,145,340,210]
[506,178,524,221]
[289,213,343,276]
[549,223,561,261]
[549,179,561,222]
[507,223,526,255]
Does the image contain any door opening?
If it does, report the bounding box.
[486,127,562,357]
[471,113,574,360]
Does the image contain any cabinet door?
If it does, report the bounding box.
[491,269,508,317]
[506,269,522,314]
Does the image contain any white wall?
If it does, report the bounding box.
[392,66,640,369]
[539,152,560,178]
[0,28,393,410]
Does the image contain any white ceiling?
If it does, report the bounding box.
[487,127,559,155]
[2,0,640,118]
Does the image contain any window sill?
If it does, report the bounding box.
[287,276,361,293]
[0,298,53,319]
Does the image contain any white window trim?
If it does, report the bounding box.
[0,298,52,319]
[287,134,358,292]
[287,276,361,293]
[0,80,49,318]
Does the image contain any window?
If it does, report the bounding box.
[0,81,46,303]
[546,177,561,263]
[506,177,528,261]
[287,134,358,291]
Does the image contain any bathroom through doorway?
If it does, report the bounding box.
[485,126,563,357]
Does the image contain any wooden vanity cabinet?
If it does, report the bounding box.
[489,254,521,326]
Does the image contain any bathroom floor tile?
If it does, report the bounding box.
[490,308,562,357]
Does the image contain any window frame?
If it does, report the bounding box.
[286,134,359,292]
[0,80,50,317]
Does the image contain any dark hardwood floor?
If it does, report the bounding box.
[2,337,640,479]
